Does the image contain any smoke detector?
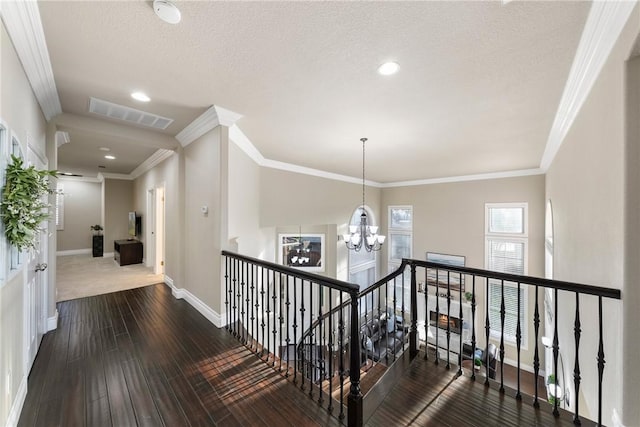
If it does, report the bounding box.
[153,0,181,24]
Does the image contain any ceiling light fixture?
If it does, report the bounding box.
[104,155,116,160]
[378,61,400,76]
[99,147,111,152]
[153,0,181,24]
[343,138,385,252]
[131,92,151,102]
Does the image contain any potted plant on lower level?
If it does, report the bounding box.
[91,224,103,257]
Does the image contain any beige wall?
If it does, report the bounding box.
[133,151,183,288]
[624,52,640,425]
[381,175,545,368]
[184,127,223,313]
[56,180,101,252]
[104,179,134,252]
[546,8,639,424]
[0,21,49,426]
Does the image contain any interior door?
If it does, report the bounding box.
[25,145,48,371]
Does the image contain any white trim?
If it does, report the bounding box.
[58,175,101,183]
[55,131,70,148]
[163,276,223,328]
[176,105,241,147]
[382,168,545,188]
[130,149,174,179]
[540,0,637,171]
[56,248,91,256]
[485,202,529,238]
[98,172,132,181]
[501,356,543,377]
[47,309,58,331]
[612,408,625,427]
[103,252,114,258]
[6,375,27,427]
[0,1,62,121]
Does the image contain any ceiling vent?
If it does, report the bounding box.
[89,97,173,130]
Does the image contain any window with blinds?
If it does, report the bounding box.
[485,203,528,344]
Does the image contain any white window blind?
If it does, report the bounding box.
[485,203,528,345]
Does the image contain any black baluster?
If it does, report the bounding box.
[471,275,476,381]
[485,277,490,387]
[309,281,314,398]
[238,261,244,342]
[285,275,291,377]
[232,258,237,337]
[435,270,440,366]
[250,264,255,350]
[328,288,334,414]
[401,267,406,358]
[338,292,345,421]
[553,288,559,417]
[424,274,429,361]
[293,277,298,385]
[300,279,306,391]
[224,256,229,331]
[533,285,540,408]
[573,292,582,425]
[266,270,271,362]
[516,281,522,400]
[272,270,278,367]
[499,279,505,393]
[260,267,266,357]
[279,273,283,372]
[597,296,605,426]
[446,271,451,370]
[458,272,463,376]
[318,284,324,405]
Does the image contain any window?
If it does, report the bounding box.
[388,206,413,308]
[485,203,528,345]
[55,183,64,230]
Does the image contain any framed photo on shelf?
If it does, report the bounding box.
[426,252,465,292]
[278,233,325,272]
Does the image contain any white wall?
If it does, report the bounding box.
[546,7,639,424]
[0,21,49,427]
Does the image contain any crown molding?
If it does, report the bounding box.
[176,105,242,147]
[130,149,175,179]
[0,0,62,121]
[55,131,70,148]
[98,172,133,181]
[58,175,101,184]
[380,168,545,188]
[540,0,638,171]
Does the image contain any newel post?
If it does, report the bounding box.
[348,291,363,427]
[410,262,418,359]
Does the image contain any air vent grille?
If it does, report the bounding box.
[89,97,174,130]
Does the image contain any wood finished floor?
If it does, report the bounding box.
[18,284,341,427]
[19,283,594,427]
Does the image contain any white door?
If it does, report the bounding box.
[155,186,165,275]
[25,145,48,371]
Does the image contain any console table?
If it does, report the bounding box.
[114,239,143,266]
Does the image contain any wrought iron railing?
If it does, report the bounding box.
[222,251,621,426]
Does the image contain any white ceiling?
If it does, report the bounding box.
[34,0,594,182]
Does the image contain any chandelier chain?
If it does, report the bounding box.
[361,137,367,211]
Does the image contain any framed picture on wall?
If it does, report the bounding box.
[278,233,325,272]
[426,252,465,292]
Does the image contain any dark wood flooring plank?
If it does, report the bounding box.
[86,395,112,427]
[121,358,163,427]
[103,348,138,426]
[59,359,86,427]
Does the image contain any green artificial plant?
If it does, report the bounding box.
[1,155,57,250]
[90,224,104,235]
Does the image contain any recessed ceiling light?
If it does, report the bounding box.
[153,0,181,24]
[131,92,151,102]
[99,147,110,152]
[378,61,400,76]
[105,155,116,160]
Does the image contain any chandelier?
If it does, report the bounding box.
[344,138,386,252]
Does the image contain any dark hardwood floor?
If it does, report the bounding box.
[18,284,341,427]
[19,283,593,427]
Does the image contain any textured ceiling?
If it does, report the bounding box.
[37,1,592,182]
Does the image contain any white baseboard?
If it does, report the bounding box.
[612,408,625,427]
[502,356,544,377]
[46,309,58,331]
[56,248,91,256]
[163,275,223,328]
[6,375,27,427]
[103,252,114,258]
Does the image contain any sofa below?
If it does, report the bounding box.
[360,313,408,364]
